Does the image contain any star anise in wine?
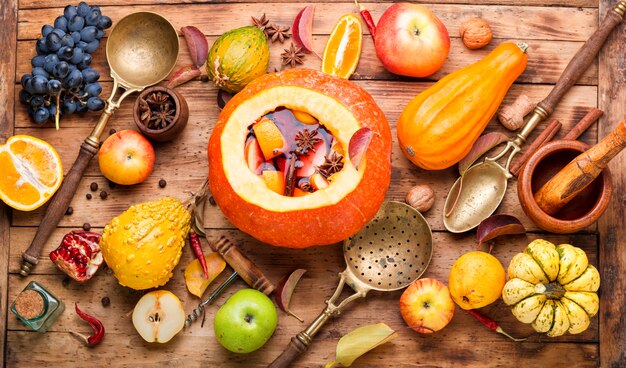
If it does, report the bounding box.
[267,23,291,43]
[281,42,305,68]
[251,14,271,37]
[295,129,321,155]
[318,152,344,178]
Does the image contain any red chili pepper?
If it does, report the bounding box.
[71,303,105,346]
[189,231,209,278]
[465,309,526,342]
[354,0,376,41]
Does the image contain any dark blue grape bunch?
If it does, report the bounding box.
[20,2,112,129]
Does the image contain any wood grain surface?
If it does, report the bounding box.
[2,0,624,367]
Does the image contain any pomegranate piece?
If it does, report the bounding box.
[50,230,103,282]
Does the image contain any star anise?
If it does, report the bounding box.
[267,23,291,43]
[146,91,169,106]
[140,91,176,130]
[149,103,176,129]
[318,152,344,178]
[294,129,321,155]
[281,42,305,68]
[251,14,271,36]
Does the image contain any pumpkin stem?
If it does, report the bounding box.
[536,282,565,299]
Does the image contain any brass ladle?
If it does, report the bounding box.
[443,1,626,233]
[20,12,179,276]
[268,201,433,368]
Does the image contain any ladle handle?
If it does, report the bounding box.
[20,141,98,276]
[537,2,626,115]
[535,119,626,215]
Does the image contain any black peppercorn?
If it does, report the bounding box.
[101,296,111,307]
[100,191,108,200]
[108,180,116,189]
[200,75,209,82]
[65,207,73,215]
[109,128,116,135]
[158,179,167,188]
[62,276,71,287]
[82,223,91,231]
[209,196,216,206]
[90,182,98,191]
[86,193,92,200]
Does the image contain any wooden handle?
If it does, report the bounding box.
[267,336,309,368]
[20,142,98,276]
[210,237,275,295]
[537,7,625,115]
[535,119,626,215]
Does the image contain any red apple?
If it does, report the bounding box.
[98,130,155,185]
[375,3,450,78]
[399,278,455,333]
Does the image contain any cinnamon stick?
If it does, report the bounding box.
[511,119,562,176]
[563,108,604,140]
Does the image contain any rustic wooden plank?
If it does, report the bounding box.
[14,37,599,85]
[6,228,599,345]
[18,0,598,10]
[597,0,626,366]
[17,4,598,42]
[0,0,18,364]
[9,82,599,232]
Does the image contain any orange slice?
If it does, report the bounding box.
[253,118,285,160]
[292,110,318,125]
[262,170,285,194]
[0,135,63,211]
[322,14,363,79]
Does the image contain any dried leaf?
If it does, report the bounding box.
[325,323,397,368]
[167,65,202,88]
[476,214,525,244]
[275,269,306,322]
[181,26,209,67]
[348,127,372,171]
[292,5,315,53]
[184,253,226,298]
[458,132,509,175]
[217,89,233,110]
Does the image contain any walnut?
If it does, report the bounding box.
[459,18,493,50]
[405,184,435,213]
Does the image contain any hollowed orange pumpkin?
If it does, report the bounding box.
[208,68,392,248]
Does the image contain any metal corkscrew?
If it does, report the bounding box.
[185,271,239,327]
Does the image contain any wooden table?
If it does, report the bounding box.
[1,1,624,366]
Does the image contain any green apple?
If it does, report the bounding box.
[214,288,278,353]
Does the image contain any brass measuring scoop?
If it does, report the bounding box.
[268,201,433,368]
[443,1,626,233]
[20,12,179,276]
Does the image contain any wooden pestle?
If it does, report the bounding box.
[535,119,626,215]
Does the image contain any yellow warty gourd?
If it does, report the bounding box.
[100,197,191,290]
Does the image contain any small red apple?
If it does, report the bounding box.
[98,130,155,185]
[400,278,455,333]
[375,3,450,78]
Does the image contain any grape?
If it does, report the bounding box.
[68,15,85,32]
[51,28,66,38]
[23,79,35,94]
[54,16,68,32]
[21,74,32,87]
[45,53,59,64]
[96,29,104,40]
[70,47,84,65]
[81,68,99,83]
[32,67,49,78]
[35,38,48,55]
[31,55,46,68]
[42,24,54,37]
[47,79,62,94]
[62,98,77,114]
[30,94,45,107]
[77,53,92,69]
[48,103,58,118]
[31,75,48,94]
[19,90,31,104]
[52,61,70,79]
[65,69,83,89]
[45,33,62,52]
[80,26,97,42]
[85,82,101,97]
[57,46,74,61]
[77,2,90,17]
[98,16,112,30]
[33,107,50,124]
[87,96,104,111]
[76,102,89,113]
[61,33,74,47]
[64,5,78,21]
[44,60,58,74]
[76,40,88,50]
[84,40,99,54]
[85,9,101,27]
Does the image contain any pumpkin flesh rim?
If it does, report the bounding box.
[220,85,365,212]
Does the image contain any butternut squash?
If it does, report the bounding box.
[397,42,528,170]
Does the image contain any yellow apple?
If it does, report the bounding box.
[98,130,155,185]
[399,278,455,333]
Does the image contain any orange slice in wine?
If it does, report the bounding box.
[322,14,363,79]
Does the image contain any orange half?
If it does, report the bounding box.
[322,14,363,79]
[0,135,63,211]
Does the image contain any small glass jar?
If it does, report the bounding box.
[10,281,64,333]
